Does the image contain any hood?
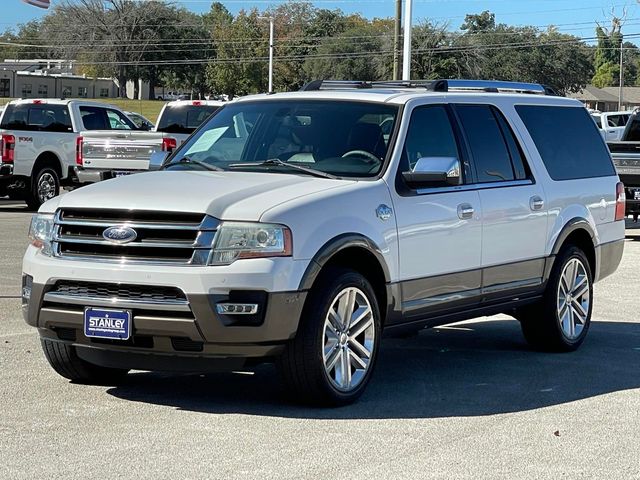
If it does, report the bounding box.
[55,171,354,221]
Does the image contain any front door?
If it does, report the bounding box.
[391,104,483,322]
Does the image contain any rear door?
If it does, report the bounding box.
[453,104,548,296]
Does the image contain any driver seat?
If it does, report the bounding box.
[345,122,386,160]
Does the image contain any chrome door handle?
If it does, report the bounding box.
[530,196,544,211]
[457,203,474,220]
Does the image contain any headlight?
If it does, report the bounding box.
[28,214,54,256]
[208,222,292,265]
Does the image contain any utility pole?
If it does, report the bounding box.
[393,0,402,80]
[402,0,413,80]
[619,36,624,110]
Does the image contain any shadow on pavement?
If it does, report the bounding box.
[106,319,640,418]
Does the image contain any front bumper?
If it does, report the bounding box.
[23,247,311,366]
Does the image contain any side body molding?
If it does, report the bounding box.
[298,233,392,291]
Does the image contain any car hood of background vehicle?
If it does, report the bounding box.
[58,171,355,220]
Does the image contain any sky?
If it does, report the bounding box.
[5,0,640,44]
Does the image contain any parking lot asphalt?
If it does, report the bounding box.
[1,198,639,479]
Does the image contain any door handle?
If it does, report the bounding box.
[530,196,544,211]
[457,203,475,220]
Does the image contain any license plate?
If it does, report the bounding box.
[634,189,640,201]
[113,170,134,178]
[84,308,131,340]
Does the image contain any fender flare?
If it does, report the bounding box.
[550,217,596,256]
[298,233,391,291]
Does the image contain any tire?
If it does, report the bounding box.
[518,246,593,352]
[278,268,382,406]
[41,338,129,384]
[26,166,60,210]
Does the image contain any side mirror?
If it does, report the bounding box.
[148,151,169,171]
[402,156,461,189]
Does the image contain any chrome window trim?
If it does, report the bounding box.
[415,178,533,195]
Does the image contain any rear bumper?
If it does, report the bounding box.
[0,163,14,177]
[596,239,625,282]
[75,167,143,184]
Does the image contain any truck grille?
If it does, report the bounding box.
[52,209,219,265]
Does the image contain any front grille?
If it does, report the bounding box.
[53,209,218,265]
[53,281,186,303]
[44,281,191,313]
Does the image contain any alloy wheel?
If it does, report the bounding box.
[557,257,590,340]
[322,287,376,392]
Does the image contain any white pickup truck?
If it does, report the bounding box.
[0,99,140,209]
[591,111,631,141]
[76,100,225,183]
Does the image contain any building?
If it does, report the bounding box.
[569,84,640,112]
[0,59,119,100]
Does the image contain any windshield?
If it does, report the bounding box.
[156,105,220,134]
[173,100,399,178]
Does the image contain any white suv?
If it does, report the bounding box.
[22,80,626,406]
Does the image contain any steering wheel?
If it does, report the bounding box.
[341,150,381,164]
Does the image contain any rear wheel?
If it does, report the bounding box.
[278,268,381,406]
[26,167,59,210]
[41,339,129,384]
[519,246,593,352]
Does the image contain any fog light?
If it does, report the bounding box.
[21,274,33,306]
[216,303,259,315]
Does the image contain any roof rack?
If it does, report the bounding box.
[300,79,447,92]
[300,79,558,96]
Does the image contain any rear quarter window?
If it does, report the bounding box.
[516,105,616,181]
[0,104,72,132]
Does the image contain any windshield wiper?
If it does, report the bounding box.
[228,158,337,179]
[163,156,223,172]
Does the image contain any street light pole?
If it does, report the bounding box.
[619,37,624,110]
[402,0,413,81]
[268,17,274,94]
[259,16,275,94]
[393,0,402,80]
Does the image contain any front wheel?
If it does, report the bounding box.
[518,246,593,352]
[41,339,129,384]
[278,268,381,406]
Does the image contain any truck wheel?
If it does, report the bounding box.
[41,339,129,384]
[278,268,381,406]
[518,246,593,352]
[26,167,59,210]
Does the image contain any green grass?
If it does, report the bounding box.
[0,98,166,123]
[99,99,165,123]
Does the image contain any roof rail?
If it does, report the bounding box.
[300,79,559,96]
[300,79,448,92]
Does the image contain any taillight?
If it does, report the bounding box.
[615,182,626,221]
[1,134,15,163]
[76,136,83,166]
[162,137,177,152]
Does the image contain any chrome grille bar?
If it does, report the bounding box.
[52,209,218,265]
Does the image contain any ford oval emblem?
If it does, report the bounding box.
[103,226,137,244]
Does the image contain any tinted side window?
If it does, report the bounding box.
[455,105,515,183]
[0,104,72,132]
[80,106,108,130]
[156,105,220,134]
[403,105,460,170]
[493,108,529,180]
[516,105,616,180]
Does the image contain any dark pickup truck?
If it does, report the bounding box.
[607,112,640,220]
